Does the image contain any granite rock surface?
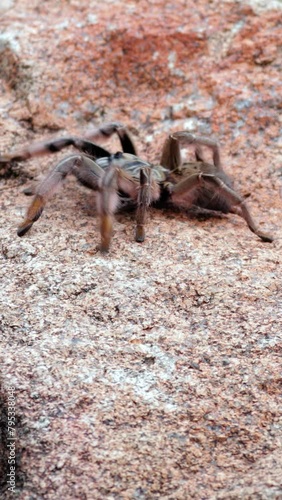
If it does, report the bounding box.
[0,0,281,498]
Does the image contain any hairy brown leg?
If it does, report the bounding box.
[0,123,136,164]
[97,166,119,253]
[135,167,153,242]
[199,175,273,242]
[17,155,103,237]
[172,132,222,170]
[97,163,139,252]
[160,132,223,172]
[115,128,137,155]
[160,135,182,171]
[194,146,205,162]
[86,123,137,155]
[169,171,273,242]
[1,137,110,164]
[170,172,202,197]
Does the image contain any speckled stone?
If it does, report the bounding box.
[0,1,281,498]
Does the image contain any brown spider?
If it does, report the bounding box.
[0,122,273,251]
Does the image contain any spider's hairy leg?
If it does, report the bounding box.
[116,128,137,155]
[0,123,135,165]
[96,166,126,253]
[0,137,110,164]
[195,146,205,162]
[72,155,104,189]
[200,175,273,242]
[17,194,46,237]
[17,155,79,236]
[169,172,202,206]
[85,122,137,155]
[160,135,182,171]
[97,166,119,253]
[172,132,222,169]
[135,167,154,242]
[97,159,140,252]
[17,155,103,237]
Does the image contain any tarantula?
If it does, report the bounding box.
[0,122,273,251]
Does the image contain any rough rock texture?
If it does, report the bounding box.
[0,0,281,499]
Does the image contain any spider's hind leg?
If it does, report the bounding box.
[160,135,182,171]
[172,132,222,170]
[160,131,222,171]
[194,146,205,163]
[200,175,274,242]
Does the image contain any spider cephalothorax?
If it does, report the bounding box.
[0,123,273,251]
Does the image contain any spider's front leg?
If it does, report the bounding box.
[85,122,137,155]
[97,154,160,251]
[17,155,103,236]
[1,134,109,165]
[97,161,139,252]
[135,167,154,242]
[0,122,136,165]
